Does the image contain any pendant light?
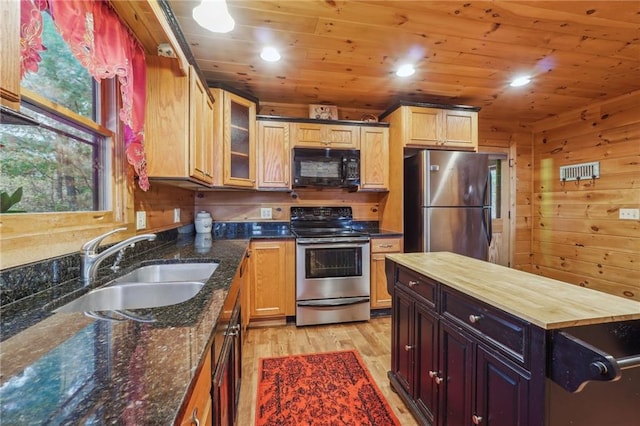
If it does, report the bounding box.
[192,0,235,33]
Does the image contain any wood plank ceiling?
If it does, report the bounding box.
[165,1,640,124]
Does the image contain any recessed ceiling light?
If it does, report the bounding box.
[396,64,415,77]
[510,75,531,87]
[260,46,281,62]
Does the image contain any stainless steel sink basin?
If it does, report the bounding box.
[54,281,205,313]
[113,262,218,284]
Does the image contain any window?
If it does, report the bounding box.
[1,12,111,213]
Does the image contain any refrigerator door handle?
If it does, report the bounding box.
[483,206,493,245]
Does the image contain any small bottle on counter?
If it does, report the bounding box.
[194,211,212,234]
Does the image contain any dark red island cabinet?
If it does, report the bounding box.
[386,258,640,426]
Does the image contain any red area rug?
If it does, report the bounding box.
[255,349,400,426]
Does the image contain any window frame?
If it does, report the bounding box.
[0,84,134,270]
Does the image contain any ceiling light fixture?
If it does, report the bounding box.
[510,75,531,87]
[260,46,281,62]
[396,64,415,77]
[192,0,235,33]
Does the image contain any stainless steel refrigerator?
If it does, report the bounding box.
[404,150,492,260]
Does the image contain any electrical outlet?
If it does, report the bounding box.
[173,208,181,223]
[619,208,640,220]
[260,207,273,219]
[136,211,146,230]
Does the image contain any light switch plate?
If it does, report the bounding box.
[619,208,639,220]
[260,207,273,219]
[173,208,181,223]
[136,211,146,230]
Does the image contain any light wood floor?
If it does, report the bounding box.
[236,316,419,425]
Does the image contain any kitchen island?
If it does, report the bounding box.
[385,252,640,426]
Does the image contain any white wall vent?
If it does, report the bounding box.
[559,161,600,182]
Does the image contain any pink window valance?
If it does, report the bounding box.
[20,0,149,191]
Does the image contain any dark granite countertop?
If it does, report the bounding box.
[0,236,249,424]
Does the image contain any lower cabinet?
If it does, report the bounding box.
[212,298,241,426]
[179,350,213,426]
[248,239,295,320]
[388,261,539,426]
[370,237,401,309]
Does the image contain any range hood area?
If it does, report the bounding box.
[0,105,39,126]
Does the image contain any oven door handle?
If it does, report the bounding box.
[296,238,370,246]
[297,297,370,307]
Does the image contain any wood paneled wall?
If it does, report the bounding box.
[259,102,382,122]
[194,189,381,222]
[531,91,640,300]
[134,183,195,232]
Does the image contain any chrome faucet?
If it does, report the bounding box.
[80,227,157,286]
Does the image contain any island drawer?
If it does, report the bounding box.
[441,288,530,366]
[396,266,437,307]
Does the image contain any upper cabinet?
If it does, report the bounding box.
[359,126,389,191]
[291,122,360,148]
[145,58,214,186]
[211,89,256,188]
[256,119,290,190]
[385,105,479,151]
[1,0,21,110]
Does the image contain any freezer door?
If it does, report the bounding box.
[425,150,490,207]
[423,207,490,260]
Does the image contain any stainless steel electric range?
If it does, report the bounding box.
[290,206,370,326]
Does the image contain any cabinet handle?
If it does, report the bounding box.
[378,244,393,248]
[191,407,201,426]
[408,280,419,287]
[469,314,482,324]
[472,414,483,424]
[404,344,414,351]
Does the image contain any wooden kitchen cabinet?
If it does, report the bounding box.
[370,237,401,309]
[0,0,20,110]
[145,58,214,185]
[256,119,290,190]
[211,88,256,188]
[248,240,295,320]
[359,126,389,191]
[178,350,212,426]
[291,122,360,148]
[384,105,479,151]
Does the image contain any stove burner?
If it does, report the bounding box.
[290,206,368,239]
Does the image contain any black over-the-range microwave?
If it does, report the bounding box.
[292,147,360,188]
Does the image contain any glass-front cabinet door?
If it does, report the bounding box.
[224,92,256,187]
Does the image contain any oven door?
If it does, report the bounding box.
[295,238,370,301]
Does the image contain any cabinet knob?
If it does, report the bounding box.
[404,344,414,351]
[469,314,482,324]
[472,414,483,424]
[408,280,419,287]
[429,370,443,384]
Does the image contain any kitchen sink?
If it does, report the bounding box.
[54,262,219,316]
[112,262,219,284]
[54,281,206,313]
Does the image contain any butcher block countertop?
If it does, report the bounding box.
[386,252,640,330]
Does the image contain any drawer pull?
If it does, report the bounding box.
[469,314,482,324]
[408,280,419,287]
[191,407,201,426]
[472,414,483,424]
[378,244,393,248]
[404,344,414,351]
